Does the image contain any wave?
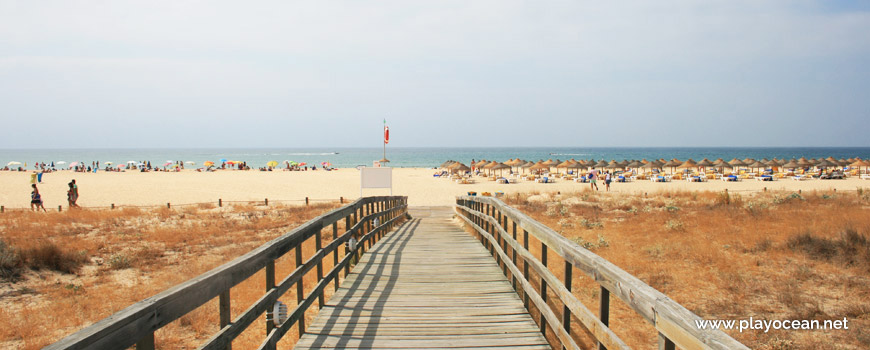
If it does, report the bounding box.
[549,153,589,156]
[287,152,339,156]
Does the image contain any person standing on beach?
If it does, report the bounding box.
[31,184,46,212]
[70,179,79,207]
[589,168,599,191]
[605,171,612,192]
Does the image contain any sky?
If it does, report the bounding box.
[1,0,868,148]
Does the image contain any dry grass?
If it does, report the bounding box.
[498,189,870,350]
[0,202,342,349]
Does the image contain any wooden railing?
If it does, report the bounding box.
[46,196,408,350]
[455,196,748,350]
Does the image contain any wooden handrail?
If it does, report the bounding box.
[46,196,408,350]
[455,196,748,350]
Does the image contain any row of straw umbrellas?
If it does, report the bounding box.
[440,157,870,176]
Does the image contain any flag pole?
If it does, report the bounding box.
[384,119,387,159]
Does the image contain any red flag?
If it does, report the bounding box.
[384,126,390,144]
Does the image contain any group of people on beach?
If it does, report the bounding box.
[29,180,79,212]
[585,168,614,192]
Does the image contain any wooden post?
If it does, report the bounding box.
[219,198,222,207]
[599,287,610,350]
[340,196,343,204]
[540,242,548,335]
[167,202,171,209]
[563,261,572,336]
[523,229,530,309]
[58,205,62,212]
[305,197,309,206]
[265,261,275,334]
[512,221,518,291]
[264,198,268,206]
[295,245,305,334]
[136,332,155,350]
[316,230,324,309]
[335,221,341,289]
[1,206,4,213]
[658,333,675,350]
[220,289,232,350]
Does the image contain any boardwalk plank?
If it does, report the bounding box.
[293,207,549,350]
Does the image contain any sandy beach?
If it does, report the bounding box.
[1,168,866,209]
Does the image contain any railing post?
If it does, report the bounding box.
[265,261,276,335]
[658,333,675,350]
[136,332,155,350]
[540,242,548,335]
[563,261,572,337]
[220,289,232,350]
[295,245,305,334]
[599,287,610,350]
[523,229,530,309]
[511,221,518,292]
[334,221,341,289]
[316,229,324,309]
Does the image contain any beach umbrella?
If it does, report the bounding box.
[676,159,697,174]
[267,161,279,167]
[696,158,714,172]
[604,160,620,170]
[593,159,608,168]
[815,159,835,169]
[127,160,137,164]
[782,159,800,170]
[474,160,488,169]
[677,159,697,169]
[625,160,643,174]
[530,161,549,173]
[764,159,782,172]
[452,163,470,173]
[640,160,664,170]
[797,157,812,168]
[164,162,172,167]
[727,158,746,172]
[378,158,390,165]
[204,161,214,167]
[117,164,125,168]
[664,159,682,174]
[743,158,755,164]
[492,162,511,176]
[220,158,228,163]
[838,158,850,167]
[440,160,455,168]
[70,161,79,167]
[850,159,870,173]
[746,161,767,172]
[105,161,113,165]
[185,161,195,165]
[6,161,21,166]
[57,161,66,165]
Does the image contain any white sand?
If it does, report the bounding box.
[0,168,866,209]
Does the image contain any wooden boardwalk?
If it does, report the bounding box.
[294,207,550,350]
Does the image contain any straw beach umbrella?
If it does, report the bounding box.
[850,159,870,174]
[727,158,746,173]
[782,159,800,172]
[492,162,511,176]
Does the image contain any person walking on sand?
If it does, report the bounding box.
[68,179,79,208]
[589,168,599,191]
[31,184,46,212]
[67,182,80,208]
[605,171,612,192]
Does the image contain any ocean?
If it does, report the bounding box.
[1,147,869,169]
